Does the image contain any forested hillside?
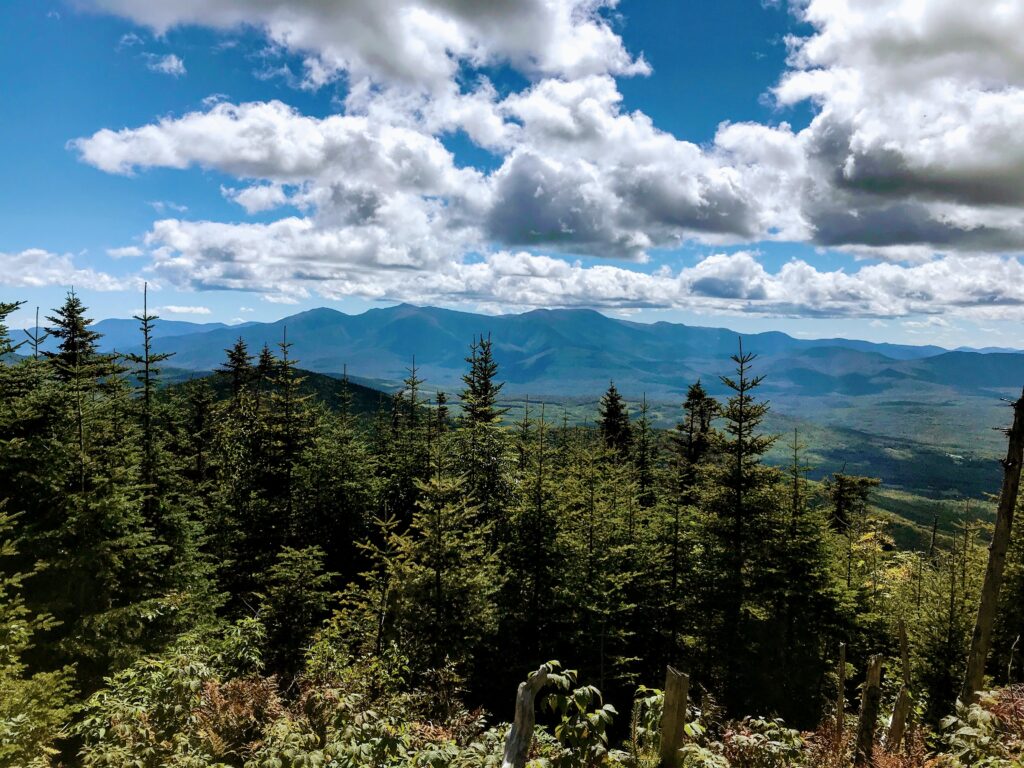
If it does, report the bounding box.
[2,292,1023,767]
[93,303,1022,502]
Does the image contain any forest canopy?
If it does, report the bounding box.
[1,292,1023,768]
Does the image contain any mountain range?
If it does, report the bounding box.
[73,303,1024,500]
[87,304,1023,402]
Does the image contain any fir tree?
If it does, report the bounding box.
[632,396,656,508]
[0,301,25,357]
[826,472,881,587]
[258,546,336,678]
[491,406,563,709]
[460,334,505,425]
[44,290,113,382]
[218,337,254,400]
[265,328,313,532]
[597,380,632,457]
[458,335,509,524]
[393,468,500,675]
[698,340,779,714]
[124,284,172,519]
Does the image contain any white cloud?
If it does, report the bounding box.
[222,183,289,214]
[144,53,186,77]
[132,211,1024,319]
[202,92,230,107]
[73,0,1024,323]
[760,0,1024,251]
[117,31,142,50]
[148,200,188,213]
[89,0,647,90]
[158,305,211,315]
[106,245,144,258]
[0,249,142,291]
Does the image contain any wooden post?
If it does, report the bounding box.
[886,621,912,751]
[501,663,552,768]
[836,642,846,751]
[961,388,1024,704]
[854,654,882,767]
[659,666,690,768]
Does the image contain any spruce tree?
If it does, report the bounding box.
[0,301,25,356]
[826,472,881,587]
[633,396,655,508]
[258,546,336,678]
[294,396,375,584]
[458,335,509,524]
[393,465,500,676]
[11,295,169,690]
[124,284,171,519]
[44,290,111,382]
[218,337,254,400]
[376,361,431,525]
[763,429,844,725]
[460,334,505,425]
[491,406,563,709]
[698,340,779,714]
[597,380,632,457]
[265,328,313,532]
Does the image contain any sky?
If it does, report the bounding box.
[2,0,1024,348]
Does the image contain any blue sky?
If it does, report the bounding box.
[2,0,1024,348]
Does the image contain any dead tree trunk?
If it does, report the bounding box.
[961,388,1024,704]
[659,666,690,768]
[836,642,846,752]
[855,654,883,768]
[501,664,552,768]
[886,620,913,751]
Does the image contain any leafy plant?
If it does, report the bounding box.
[542,669,618,768]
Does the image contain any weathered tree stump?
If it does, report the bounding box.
[659,666,690,768]
[855,654,883,767]
[501,663,552,768]
[836,641,846,752]
[886,620,913,751]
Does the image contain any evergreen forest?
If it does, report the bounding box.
[2,292,1023,768]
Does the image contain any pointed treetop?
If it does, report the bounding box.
[598,379,632,456]
[45,289,112,379]
[461,333,506,425]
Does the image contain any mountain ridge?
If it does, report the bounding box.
[86,304,1023,401]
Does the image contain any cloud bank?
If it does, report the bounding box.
[63,0,1024,321]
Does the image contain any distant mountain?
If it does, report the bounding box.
[62,318,237,353]
[955,345,1023,354]
[96,304,1024,401]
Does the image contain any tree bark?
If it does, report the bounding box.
[886,620,913,751]
[961,387,1024,704]
[836,642,846,753]
[659,666,690,768]
[855,654,882,767]
[501,663,552,768]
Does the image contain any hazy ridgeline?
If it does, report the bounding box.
[1,293,1022,767]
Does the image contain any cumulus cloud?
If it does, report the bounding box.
[88,0,647,89]
[144,53,186,77]
[222,183,289,214]
[0,249,141,291]
[765,0,1024,251]
[72,88,764,261]
[134,212,1024,319]
[72,0,1024,323]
